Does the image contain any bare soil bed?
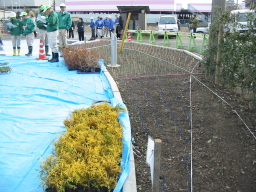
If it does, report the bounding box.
[79,41,256,192]
[103,43,256,192]
[112,75,256,192]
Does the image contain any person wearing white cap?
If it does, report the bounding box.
[103,16,109,37]
[108,15,115,37]
[7,12,22,56]
[57,3,71,55]
[20,12,35,56]
[88,17,95,41]
[114,14,119,34]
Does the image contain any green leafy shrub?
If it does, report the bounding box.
[40,103,125,192]
[201,7,256,101]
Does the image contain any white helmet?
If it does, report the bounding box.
[60,3,66,7]
[10,12,16,18]
[90,17,94,19]
[108,15,111,18]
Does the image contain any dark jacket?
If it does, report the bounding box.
[77,21,84,32]
[117,17,123,31]
[69,21,75,32]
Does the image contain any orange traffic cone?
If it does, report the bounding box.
[127,32,132,42]
[36,39,48,60]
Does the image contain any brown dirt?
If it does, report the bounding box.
[70,41,256,192]
[114,75,256,192]
[103,43,256,192]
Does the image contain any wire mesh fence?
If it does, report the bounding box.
[74,41,256,191]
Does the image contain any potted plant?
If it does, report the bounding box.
[0,66,11,74]
[62,46,101,73]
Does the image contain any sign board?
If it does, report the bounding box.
[146,135,155,184]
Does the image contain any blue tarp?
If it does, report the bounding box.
[0,39,131,192]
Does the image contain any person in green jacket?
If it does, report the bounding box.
[37,5,50,56]
[58,3,72,55]
[7,12,22,56]
[20,12,35,56]
[44,5,59,62]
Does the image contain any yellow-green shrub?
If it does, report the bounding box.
[40,103,125,192]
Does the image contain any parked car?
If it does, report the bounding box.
[157,15,178,38]
[187,19,209,30]
[227,9,256,33]
[190,27,209,34]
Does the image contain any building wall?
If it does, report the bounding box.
[0,0,62,9]
[55,0,178,12]
[188,3,212,13]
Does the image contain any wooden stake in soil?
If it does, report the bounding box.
[153,139,162,192]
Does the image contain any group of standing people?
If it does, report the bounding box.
[7,11,36,56]
[7,3,72,62]
[88,15,123,41]
[8,5,126,61]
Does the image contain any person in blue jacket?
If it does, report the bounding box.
[89,17,95,41]
[108,15,115,37]
[103,16,109,37]
[114,15,119,34]
[95,16,103,38]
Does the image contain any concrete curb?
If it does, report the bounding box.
[104,69,137,192]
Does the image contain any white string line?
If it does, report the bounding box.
[189,74,193,192]
[192,75,256,140]
[232,109,256,139]
[191,60,200,74]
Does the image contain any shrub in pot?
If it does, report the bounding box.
[0,66,11,73]
[62,46,100,71]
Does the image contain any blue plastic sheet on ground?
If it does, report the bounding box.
[0,40,131,192]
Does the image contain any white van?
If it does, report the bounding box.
[228,9,256,33]
[157,15,178,36]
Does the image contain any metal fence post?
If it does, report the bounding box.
[108,32,120,67]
